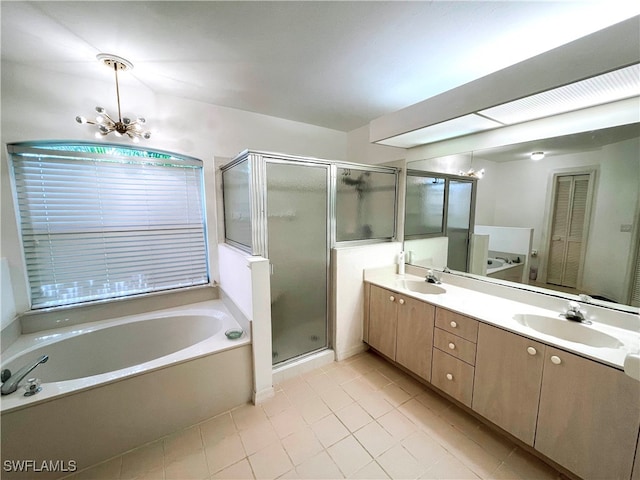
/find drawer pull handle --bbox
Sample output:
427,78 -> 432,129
450,321 -> 458,328
550,355 -> 562,365
527,347 -> 537,356
446,373 -> 454,381
399,298 -> 405,305
389,296 -> 395,302
448,342 -> 456,350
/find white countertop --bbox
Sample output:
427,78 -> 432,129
365,271 -> 640,372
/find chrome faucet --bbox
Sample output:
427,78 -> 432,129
562,301 -> 589,323
1,354 -> 48,395
425,269 -> 442,284
495,256 -> 512,264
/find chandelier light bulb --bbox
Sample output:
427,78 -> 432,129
75,116 -> 87,124
95,106 -> 106,114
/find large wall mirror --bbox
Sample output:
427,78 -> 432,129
405,122 -> 640,312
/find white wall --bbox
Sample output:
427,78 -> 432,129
332,242 -> 402,361
1,61 -> 347,314
347,124 -> 406,165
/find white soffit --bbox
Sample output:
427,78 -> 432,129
377,114 -> 503,148
479,63 -> 640,125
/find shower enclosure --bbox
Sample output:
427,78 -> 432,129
221,151 -> 398,366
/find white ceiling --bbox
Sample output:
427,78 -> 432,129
2,1 -> 639,132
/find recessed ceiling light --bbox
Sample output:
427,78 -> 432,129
530,151 -> 545,161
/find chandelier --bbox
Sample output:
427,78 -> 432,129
76,54 -> 151,142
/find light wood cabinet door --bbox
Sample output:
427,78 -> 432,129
633,429 -> 640,480
535,347 -> 640,480
472,324 -> 545,446
367,285 -> 398,360
396,296 -> 435,381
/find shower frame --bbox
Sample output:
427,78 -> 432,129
221,150 -> 399,366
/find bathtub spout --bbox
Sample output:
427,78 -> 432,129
1,355 -> 49,395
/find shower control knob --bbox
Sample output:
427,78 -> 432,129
23,378 -> 42,397
389,296 -> 395,302
399,299 -> 405,305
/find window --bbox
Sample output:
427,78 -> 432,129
8,143 -> 209,309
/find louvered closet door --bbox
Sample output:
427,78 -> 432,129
547,175 -> 590,288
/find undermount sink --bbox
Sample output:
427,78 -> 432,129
397,280 -> 446,295
513,314 -> 623,348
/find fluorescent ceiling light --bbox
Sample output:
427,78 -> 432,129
376,114 -> 503,148
479,64 -> 640,125
377,63 -> 640,148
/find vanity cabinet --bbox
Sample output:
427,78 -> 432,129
472,323 -> 546,446
367,284 -> 434,380
632,429 -> 640,480
368,285 -> 399,359
431,309 -> 478,407
365,281 -> 640,480
535,347 -> 640,480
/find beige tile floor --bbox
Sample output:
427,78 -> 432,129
66,350 -> 566,480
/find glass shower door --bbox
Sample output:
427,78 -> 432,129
266,161 -> 329,365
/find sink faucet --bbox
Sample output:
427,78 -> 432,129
495,256 -> 512,264
562,301 -> 588,323
425,269 -> 442,284
1,354 -> 48,395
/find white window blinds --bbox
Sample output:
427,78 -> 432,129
9,144 -> 209,309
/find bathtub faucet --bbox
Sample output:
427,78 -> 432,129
1,354 -> 49,395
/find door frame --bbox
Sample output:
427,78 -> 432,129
540,166 -> 598,289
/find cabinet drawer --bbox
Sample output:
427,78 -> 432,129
433,327 -> 476,365
435,309 -> 478,343
431,348 -> 474,407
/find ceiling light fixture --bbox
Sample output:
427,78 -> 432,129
530,151 -> 545,161
76,54 -> 151,143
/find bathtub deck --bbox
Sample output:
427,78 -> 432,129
62,350 -> 564,480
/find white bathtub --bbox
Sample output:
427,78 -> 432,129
1,299 -> 253,479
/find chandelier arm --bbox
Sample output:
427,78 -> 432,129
101,111 -> 117,125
